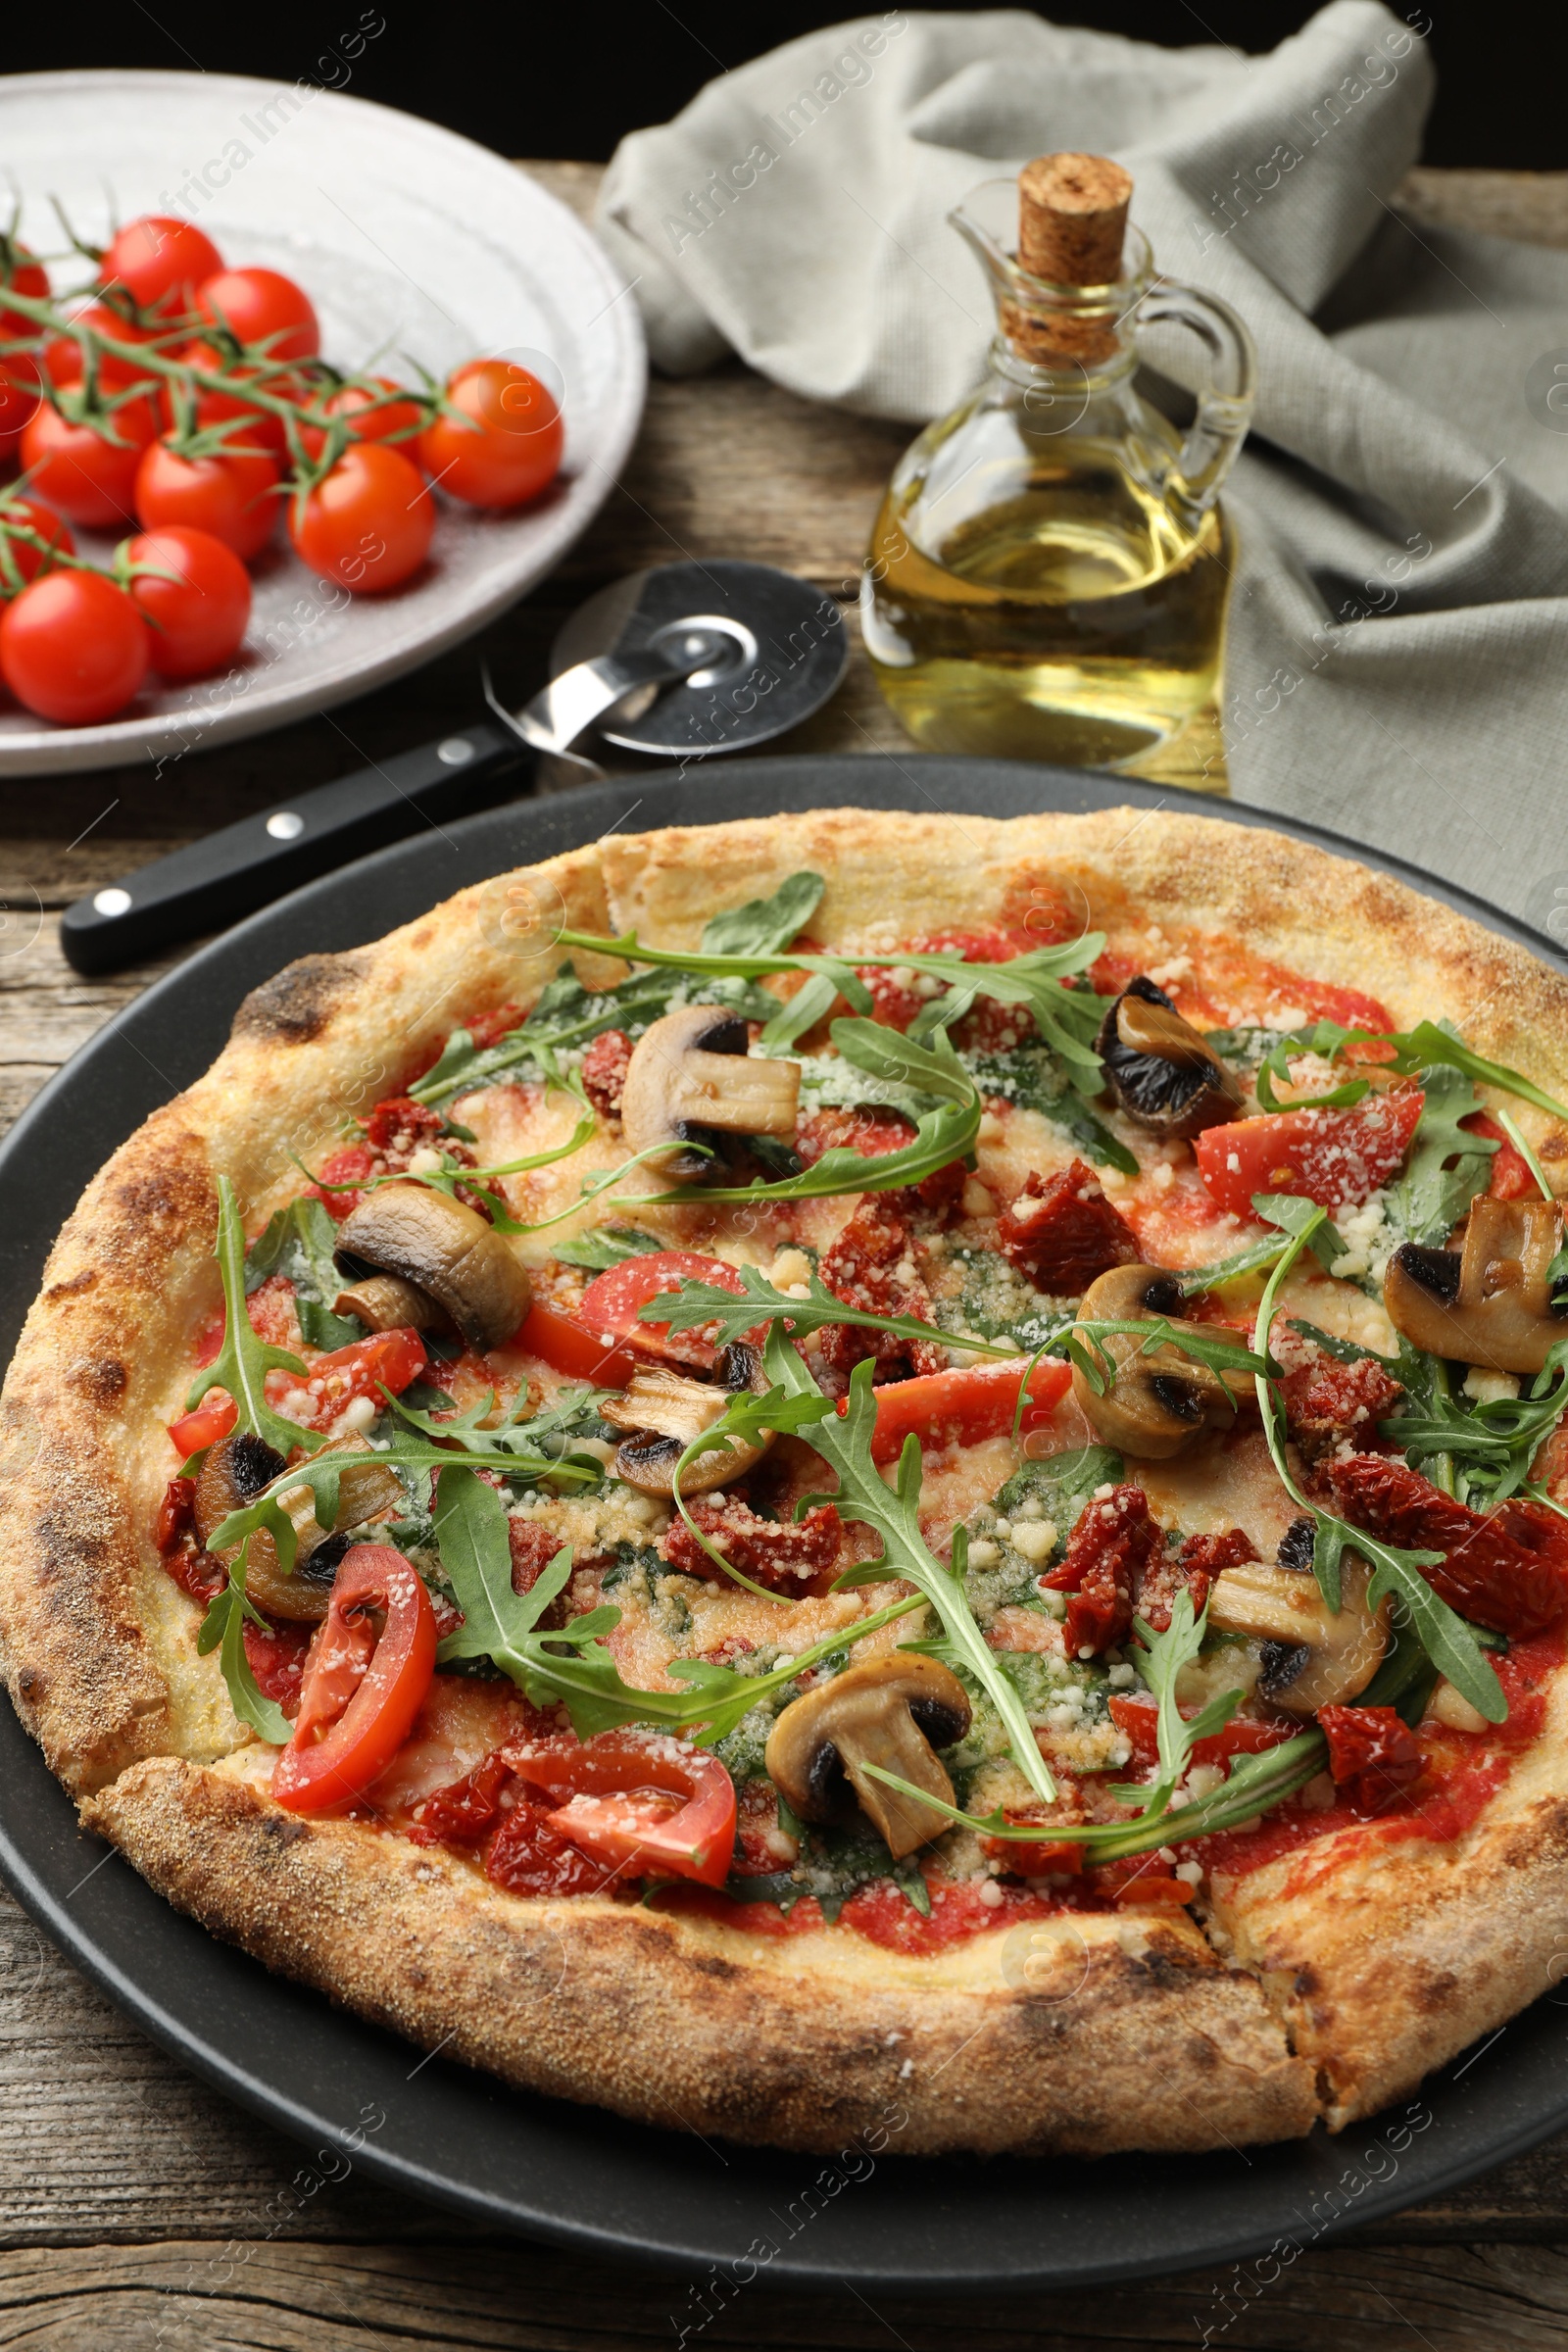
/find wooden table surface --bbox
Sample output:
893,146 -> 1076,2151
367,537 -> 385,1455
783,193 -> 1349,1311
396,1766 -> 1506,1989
3,160 -> 1567,2350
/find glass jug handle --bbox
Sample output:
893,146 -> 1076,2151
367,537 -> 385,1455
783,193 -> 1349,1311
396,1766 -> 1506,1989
1135,280 -> 1257,534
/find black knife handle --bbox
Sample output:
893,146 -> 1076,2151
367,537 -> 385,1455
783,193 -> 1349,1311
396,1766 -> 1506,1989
60,717 -> 527,976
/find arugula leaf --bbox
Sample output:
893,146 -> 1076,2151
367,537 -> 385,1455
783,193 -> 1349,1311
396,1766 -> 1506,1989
1180,1191 -> 1345,1295
699,869 -> 823,957
1384,1064 -> 1496,1248
1105,1592 -> 1242,1818
184,1178 -> 324,1463
1248,1207 -> 1506,1720
747,1331 -> 1057,1803
1390,1340 -> 1568,1510
197,1551 -> 292,1746
245,1194 -> 363,1350
552,1226 -> 667,1271
758,970 -> 839,1056
548,921 -> 1110,1095
644,1261 -> 1015,1360
994,1445 -> 1122,1539
860,1729 -> 1329,1862
1392,1020 -> 1568,1126
384,1383 -> 612,1473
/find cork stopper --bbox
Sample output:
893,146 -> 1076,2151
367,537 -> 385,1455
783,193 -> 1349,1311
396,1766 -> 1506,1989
1017,153 -> 1132,285
1004,152 -> 1133,371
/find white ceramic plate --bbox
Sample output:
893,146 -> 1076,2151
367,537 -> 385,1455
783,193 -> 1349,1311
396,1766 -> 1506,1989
0,70 -> 646,775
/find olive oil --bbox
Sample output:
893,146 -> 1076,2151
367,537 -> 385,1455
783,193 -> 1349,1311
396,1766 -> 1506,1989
863,436 -> 1234,771
863,160 -> 1254,787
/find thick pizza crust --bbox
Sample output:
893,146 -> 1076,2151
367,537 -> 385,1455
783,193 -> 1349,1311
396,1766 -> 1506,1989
6,805 -> 1568,2154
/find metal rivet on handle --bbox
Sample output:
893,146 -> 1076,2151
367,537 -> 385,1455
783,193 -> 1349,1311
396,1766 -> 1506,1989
266,811 -> 306,841
437,737 -> 475,765
92,888 -> 132,918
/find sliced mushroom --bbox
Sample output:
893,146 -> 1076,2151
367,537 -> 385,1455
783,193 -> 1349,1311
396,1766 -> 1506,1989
764,1654 -> 972,1859
604,1341 -> 772,1497
1384,1198 -> 1564,1375
619,1005 -> 801,1184
1071,1262 -> 1245,1460
1097,976 -> 1242,1139
331,1269 -> 448,1334
1206,1553 -> 1389,1713
193,1432 -> 403,1622
334,1182 -> 531,1353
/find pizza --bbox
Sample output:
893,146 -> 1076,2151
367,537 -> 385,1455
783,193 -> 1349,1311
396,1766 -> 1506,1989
5,805 -> 1568,2159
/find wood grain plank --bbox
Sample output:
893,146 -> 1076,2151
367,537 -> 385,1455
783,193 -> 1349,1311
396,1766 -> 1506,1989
7,2237 -> 1568,2350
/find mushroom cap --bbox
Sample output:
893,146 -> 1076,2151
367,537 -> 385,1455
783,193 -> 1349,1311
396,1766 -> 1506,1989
620,1004 -> 802,1184
764,1653 -> 972,1860
1071,1261 -> 1241,1460
332,1270 -> 447,1335
193,1432 -> 401,1622
335,1182 -> 531,1354
1206,1554 -> 1388,1712
606,1340 -> 773,1497
1384,1197 -> 1565,1374
1096,977 -> 1241,1140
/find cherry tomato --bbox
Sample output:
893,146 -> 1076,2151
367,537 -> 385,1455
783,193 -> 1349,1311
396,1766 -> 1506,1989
163,338 -> 299,457
21,395 -> 161,526
417,358 -> 563,510
125,525 -> 251,680
0,495 -> 73,585
576,1250 -> 747,1372
166,1391 -> 238,1456
0,361 -> 40,467
300,376 -> 426,463
845,1354 -> 1073,1464
0,568 -> 148,724
134,436 -> 280,559
511,1730 -> 737,1888
287,442 -> 433,593
0,244 -> 50,343
197,266 -> 319,361
1194,1087 -> 1423,1219
273,1545 -> 437,1814
291,1326 -> 428,1432
43,301 -> 161,394
513,1299 -> 640,1391
100,215 -> 223,317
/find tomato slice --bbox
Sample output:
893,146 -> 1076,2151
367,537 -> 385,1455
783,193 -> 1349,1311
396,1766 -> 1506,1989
510,1730 -> 737,1888
846,1355 -> 1072,1463
575,1250 -> 747,1371
1194,1087 -> 1423,1218
295,1326 -> 427,1430
514,1299 -> 641,1392
272,1545 -> 437,1814
167,1392 -> 238,1455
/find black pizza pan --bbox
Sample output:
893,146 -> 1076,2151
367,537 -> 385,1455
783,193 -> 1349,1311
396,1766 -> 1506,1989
3,754 -> 1568,2291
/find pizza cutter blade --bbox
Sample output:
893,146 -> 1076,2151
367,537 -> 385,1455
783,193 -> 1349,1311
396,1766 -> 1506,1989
58,561 -> 849,977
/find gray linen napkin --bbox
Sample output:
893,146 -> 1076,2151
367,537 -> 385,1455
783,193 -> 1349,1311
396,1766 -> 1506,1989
597,5 -> 1568,933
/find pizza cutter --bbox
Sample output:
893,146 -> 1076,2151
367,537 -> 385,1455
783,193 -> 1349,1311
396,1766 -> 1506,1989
59,560 -> 849,976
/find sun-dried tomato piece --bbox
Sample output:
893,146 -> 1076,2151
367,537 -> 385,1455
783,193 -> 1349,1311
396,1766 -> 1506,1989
408,1751 -> 512,1847
816,1197 -> 945,1385
1319,1453 -> 1568,1639
509,1518 -> 570,1630
580,1027 -> 633,1118
796,1104 -> 917,1165
164,1546 -> 226,1604
660,1493 -> 844,1593
1042,1484 -> 1163,1655
1134,1525 -> 1256,1631
998,1159 -> 1141,1296
1317,1702 -> 1422,1815
365,1095 -> 446,1154
156,1476 -> 196,1553
1281,1350 -> 1404,1464
484,1793 -> 610,1897
242,1619 -> 313,1715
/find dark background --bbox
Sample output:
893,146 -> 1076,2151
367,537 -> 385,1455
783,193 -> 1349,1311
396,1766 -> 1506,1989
7,1 -> 1565,172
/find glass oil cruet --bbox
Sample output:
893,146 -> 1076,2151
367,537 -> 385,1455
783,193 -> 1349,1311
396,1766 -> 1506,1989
861,152 -> 1256,784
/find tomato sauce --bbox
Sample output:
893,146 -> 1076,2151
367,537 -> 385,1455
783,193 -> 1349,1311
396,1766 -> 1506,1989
662,1872 -> 1112,1949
